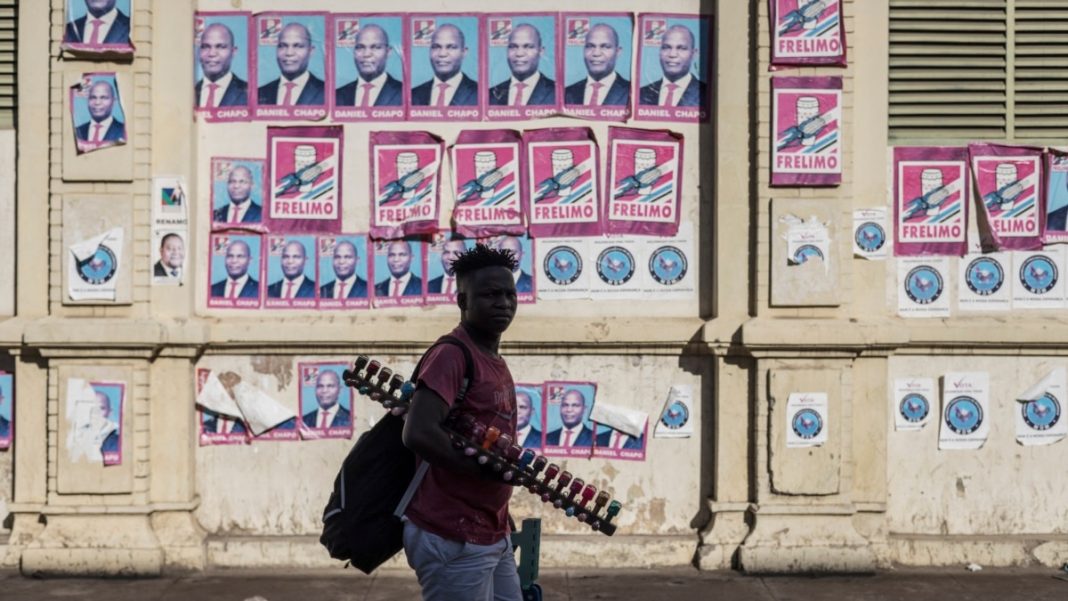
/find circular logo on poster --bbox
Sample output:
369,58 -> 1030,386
544,246 -> 582,286
649,246 -> 688,286
899,393 -> 930,424
904,265 -> 944,305
1019,255 -> 1058,295
660,400 -> 690,430
965,256 -> 1004,296
792,244 -> 824,265
791,408 -> 823,440
944,396 -> 983,435
1022,393 -> 1061,431
597,246 -> 635,286
854,222 -> 886,253
76,246 -> 117,286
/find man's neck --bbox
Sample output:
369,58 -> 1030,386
206,70 -> 230,84
319,403 -> 336,413
230,197 -> 248,207
460,321 -> 501,356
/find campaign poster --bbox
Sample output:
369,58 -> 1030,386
331,14 -> 406,122
769,0 -> 847,68
561,13 -> 633,121
253,12 -> 329,121
264,234 -> 318,309
640,221 -> 696,299
317,234 -> 371,310
450,129 -> 525,238
70,73 -> 127,155
1013,247 -> 1067,310
542,381 -> 597,458
897,257 -> 951,318
536,237 -> 592,300
196,369 -> 249,446
605,126 -> 683,236
68,227 -> 124,302
211,157 -> 266,228
370,131 -> 444,239
0,372 -> 12,450
957,252 -> 1011,312
406,15 -> 483,122
426,233 -> 473,306
633,13 -> 711,123
785,392 -> 828,448
91,381 -> 124,466
62,0 -> 134,56
771,76 -> 842,186
939,372 -> 990,451
893,146 -> 970,257
485,13 -> 560,121
853,208 -> 889,260
152,176 -> 189,231
194,12 -> 253,122
151,230 -> 186,286
970,144 -> 1043,251
524,127 -> 602,238
298,362 -> 354,440
1015,369 -> 1068,447
515,383 -> 543,451
207,232 -> 262,309
484,233 -> 536,303
266,126 -> 343,233
593,422 -> 647,462
1044,150 -> 1068,244
893,378 -> 935,432
590,237 -> 644,299
371,238 -> 426,308
786,220 -> 831,270
654,384 -> 694,439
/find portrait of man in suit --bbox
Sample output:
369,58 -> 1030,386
489,23 -> 556,107
639,24 -> 707,108
153,233 -> 185,281
202,412 -> 246,435
427,238 -> 467,296
320,240 -> 368,300
410,24 -> 478,107
74,80 -> 126,148
196,23 -> 248,108
545,389 -> 595,448
258,22 -> 325,106
64,0 -> 131,46
564,23 -> 630,107
497,235 -> 533,293
374,240 -> 423,297
267,240 -> 316,299
335,24 -> 402,108
516,389 -> 541,449
0,384 -> 11,442
596,427 -> 643,450
301,370 -> 351,429
210,239 -> 259,299
212,165 -> 262,224
96,389 -> 120,455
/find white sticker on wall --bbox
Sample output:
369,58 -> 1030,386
1012,247 -> 1067,309
1015,368 -> 1068,447
939,372 -> 990,450
957,252 -> 1012,312
893,377 -> 935,431
897,257 -> 951,318
786,392 -> 828,448
853,208 -> 888,260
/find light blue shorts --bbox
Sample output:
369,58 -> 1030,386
402,520 -> 523,601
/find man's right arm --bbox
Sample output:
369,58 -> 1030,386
401,385 -> 486,479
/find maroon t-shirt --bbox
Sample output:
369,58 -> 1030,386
405,325 -> 517,545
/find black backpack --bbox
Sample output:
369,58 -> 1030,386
319,335 -> 474,574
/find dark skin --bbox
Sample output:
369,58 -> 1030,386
401,265 -> 518,480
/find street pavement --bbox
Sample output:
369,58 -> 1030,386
1,567 -> 1067,600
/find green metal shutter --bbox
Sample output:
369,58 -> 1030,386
1013,0 -> 1068,139
0,0 -> 14,129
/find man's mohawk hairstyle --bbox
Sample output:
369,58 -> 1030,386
451,243 -> 518,279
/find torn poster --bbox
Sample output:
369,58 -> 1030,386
0,371 -> 11,450
785,216 -> 831,271
893,377 -> 934,432
232,381 -> 297,440
969,143 -> 1043,251
593,422 -> 647,461
853,208 -> 888,260
1015,368 -> 1067,447
196,369 -> 248,446
70,72 -> 128,154
786,392 -> 828,448
1043,149 -> 1068,244
897,257 -> 950,318
68,227 -> 123,301
939,372 -> 990,450
65,378 -> 124,466
654,384 -> 693,438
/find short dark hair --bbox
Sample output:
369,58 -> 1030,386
451,243 -> 518,284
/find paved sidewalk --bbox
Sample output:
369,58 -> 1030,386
2,567 -> 1067,600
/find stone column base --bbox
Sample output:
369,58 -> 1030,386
20,514 -> 163,576
738,506 -> 876,574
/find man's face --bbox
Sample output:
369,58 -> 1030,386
199,25 -> 236,80
440,241 -> 466,276
659,27 -> 696,81
584,25 -> 620,80
276,24 -> 313,79
160,236 -> 185,269
516,392 -> 532,429
315,371 -> 341,409
227,167 -> 252,204
430,25 -> 466,80
281,241 -> 307,280
96,391 -> 111,419
353,26 -> 390,81
560,391 -> 585,428
507,25 -> 542,81
332,242 -> 357,280
87,82 -> 115,122
85,0 -> 116,18
387,242 -> 412,278
225,241 -> 251,279
498,237 -> 523,268
460,266 -> 517,337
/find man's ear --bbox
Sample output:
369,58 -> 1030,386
456,291 -> 467,311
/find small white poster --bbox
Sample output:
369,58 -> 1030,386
786,220 -> 831,271
853,208 -> 889,260
536,238 -> 592,301
67,227 -> 124,301
939,372 -> 990,450
151,176 -> 189,230
151,229 -> 187,286
1012,248 -> 1066,310
654,384 -> 693,439
785,392 -> 828,448
897,257 -> 951,318
231,381 -> 296,436
640,221 -> 696,299
893,377 -> 935,431
957,252 -> 1012,312
1015,368 -> 1068,447
590,237 -> 644,299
